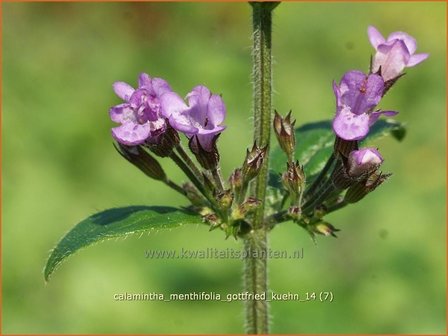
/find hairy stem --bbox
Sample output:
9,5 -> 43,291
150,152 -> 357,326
244,2 -> 277,334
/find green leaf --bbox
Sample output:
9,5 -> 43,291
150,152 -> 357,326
44,206 -> 201,281
270,119 -> 406,178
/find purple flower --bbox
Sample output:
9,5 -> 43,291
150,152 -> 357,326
110,73 -> 172,145
348,147 -> 383,177
160,85 -> 226,151
332,70 -> 398,141
368,25 -> 429,81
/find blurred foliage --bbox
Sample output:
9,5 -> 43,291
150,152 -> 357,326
3,2 -> 445,334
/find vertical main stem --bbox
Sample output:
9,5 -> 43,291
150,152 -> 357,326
244,2 -> 277,334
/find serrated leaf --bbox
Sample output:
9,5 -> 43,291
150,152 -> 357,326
44,206 -> 201,281
270,119 -> 406,179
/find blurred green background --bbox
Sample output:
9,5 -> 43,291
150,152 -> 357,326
3,2 -> 446,334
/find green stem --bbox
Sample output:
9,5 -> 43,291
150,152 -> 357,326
169,152 -> 205,195
175,143 -> 204,182
163,178 -> 187,196
211,167 -> 225,191
244,2 -> 277,334
303,153 -> 335,201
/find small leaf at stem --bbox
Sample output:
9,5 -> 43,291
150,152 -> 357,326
44,206 -> 202,281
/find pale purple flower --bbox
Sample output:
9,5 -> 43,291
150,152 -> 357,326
348,147 -> 383,177
332,70 -> 398,141
110,73 -> 172,145
160,85 -> 226,151
368,25 -> 429,81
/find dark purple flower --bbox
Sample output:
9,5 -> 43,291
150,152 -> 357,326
110,73 -> 172,145
368,26 -> 429,81
348,147 -> 383,177
160,85 -> 226,151
332,70 -> 398,140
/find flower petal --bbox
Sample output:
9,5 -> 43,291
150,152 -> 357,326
186,85 -> 211,126
340,71 -> 383,114
168,114 -> 198,135
196,132 -> 221,152
207,94 -> 226,126
113,82 -> 134,101
159,92 -> 188,118
187,85 -> 211,106
407,53 -> 429,67
109,103 -> 135,123
387,31 -> 417,54
351,148 -> 383,166
367,26 -> 385,49
138,73 -> 152,89
152,77 -> 172,96
111,122 -> 150,145
373,40 -> 410,81
364,74 -> 384,106
332,106 -> 370,141
197,125 -> 226,135
369,110 -> 398,126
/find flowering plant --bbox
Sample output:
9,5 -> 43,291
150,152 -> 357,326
44,4 -> 427,334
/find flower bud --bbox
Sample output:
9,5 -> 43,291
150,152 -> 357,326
229,168 -> 243,194
312,222 -> 340,237
148,124 -> 180,157
344,171 -> 391,203
347,148 -> 383,178
188,134 -> 220,170
242,143 -> 268,182
216,189 -> 234,210
114,143 -> 166,181
203,213 -> 221,231
273,110 -> 296,161
232,197 -> 261,220
288,206 -> 301,221
282,160 -> 305,201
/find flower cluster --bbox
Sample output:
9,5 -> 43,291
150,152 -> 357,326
110,74 -> 226,152
109,26 -> 427,241
109,74 -> 268,238
273,25 -> 427,240
332,26 -> 427,142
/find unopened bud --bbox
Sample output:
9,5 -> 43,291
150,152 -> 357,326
314,205 -> 327,219
148,124 -> 180,157
216,189 -> 234,210
347,148 -> 383,178
282,160 -> 305,201
202,213 -> 220,229
114,143 -> 166,181
344,171 -> 391,203
232,197 -> 261,220
313,222 -> 340,237
229,168 -> 243,194
288,206 -> 301,221
242,143 -> 268,182
189,135 -> 220,170
273,110 -> 296,161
